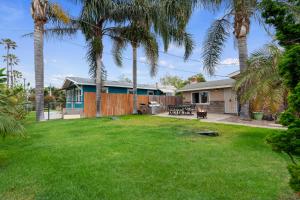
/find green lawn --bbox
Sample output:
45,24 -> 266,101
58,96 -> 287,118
0,115 -> 295,200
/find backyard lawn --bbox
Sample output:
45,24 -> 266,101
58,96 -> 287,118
0,115 -> 295,200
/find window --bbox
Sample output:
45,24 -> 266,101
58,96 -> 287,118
192,91 -> 209,104
75,88 -> 82,102
128,89 -> 134,94
147,90 -> 154,95
102,87 -> 108,93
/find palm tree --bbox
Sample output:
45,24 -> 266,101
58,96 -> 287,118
202,0 -> 258,119
235,44 -> 287,114
0,39 -> 17,87
31,0 -> 70,121
76,0 -> 147,117
3,54 -> 19,88
112,0 -> 194,114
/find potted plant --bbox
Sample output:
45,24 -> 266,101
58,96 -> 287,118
252,111 -> 264,120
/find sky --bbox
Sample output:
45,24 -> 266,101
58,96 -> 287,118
0,0 -> 273,87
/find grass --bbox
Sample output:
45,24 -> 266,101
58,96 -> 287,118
0,115 -> 296,200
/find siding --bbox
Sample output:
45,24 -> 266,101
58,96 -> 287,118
182,89 -> 225,103
181,88 -> 226,113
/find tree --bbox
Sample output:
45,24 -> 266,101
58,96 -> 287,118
112,0 -> 193,114
187,73 -> 206,83
0,38 -> 17,87
31,0 -> 70,121
118,74 -> 132,83
3,54 -> 19,88
160,74 -> 186,89
75,0 -> 140,117
111,1 -> 159,114
0,68 -> 25,137
160,73 -> 206,89
201,0 -> 259,119
260,0 -> 300,193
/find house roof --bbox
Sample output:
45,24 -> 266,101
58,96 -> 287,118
177,79 -> 235,92
62,77 -> 160,90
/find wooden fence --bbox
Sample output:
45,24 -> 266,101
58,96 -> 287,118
83,92 -> 182,117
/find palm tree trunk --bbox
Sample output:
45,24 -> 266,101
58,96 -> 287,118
34,22 -> 45,121
95,53 -> 102,117
10,65 -> 13,88
237,36 -> 250,119
132,45 -> 138,114
6,49 -> 9,87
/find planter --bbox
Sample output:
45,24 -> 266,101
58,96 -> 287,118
253,112 -> 264,120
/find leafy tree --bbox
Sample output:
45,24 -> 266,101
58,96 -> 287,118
31,0 -> 70,121
118,74 -> 132,83
160,73 -> 206,89
187,73 -> 206,83
0,38 -> 17,87
160,75 -> 186,89
261,0 -> 300,193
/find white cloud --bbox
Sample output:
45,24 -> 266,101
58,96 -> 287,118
139,57 -> 147,62
220,58 -> 239,66
159,60 -> 175,69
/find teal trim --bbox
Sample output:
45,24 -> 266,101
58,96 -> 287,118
108,87 -> 128,94
66,84 -> 165,109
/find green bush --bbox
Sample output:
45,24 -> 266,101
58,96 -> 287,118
288,164 -> 300,192
266,127 -> 300,157
279,111 -> 297,126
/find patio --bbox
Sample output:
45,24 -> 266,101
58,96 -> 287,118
156,112 -> 286,130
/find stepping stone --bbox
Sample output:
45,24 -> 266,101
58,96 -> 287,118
198,131 -> 219,137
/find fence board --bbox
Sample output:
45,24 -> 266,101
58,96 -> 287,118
83,93 -> 181,117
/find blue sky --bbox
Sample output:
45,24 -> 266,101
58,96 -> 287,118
0,0 -> 272,87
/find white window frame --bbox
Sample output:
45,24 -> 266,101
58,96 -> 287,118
75,87 -> 82,103
191,91 -> 210,105
147,90 -> 154,95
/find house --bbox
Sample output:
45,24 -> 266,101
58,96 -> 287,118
62,77 -> 176,113
177,78 -> 238,114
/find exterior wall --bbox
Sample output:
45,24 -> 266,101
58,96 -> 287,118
82,85 -> 163,95
181,88 -> 225,113
66,86 -> 84,110
65,84 -> 164,113
181,88 -> 238,114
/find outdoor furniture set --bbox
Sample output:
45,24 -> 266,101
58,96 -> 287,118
167,104 -> 208,119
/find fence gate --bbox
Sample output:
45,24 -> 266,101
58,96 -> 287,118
84,92 -> 96,117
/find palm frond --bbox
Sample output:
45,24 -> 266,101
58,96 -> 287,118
235,43 -> 286,107
202,18 -> 230,75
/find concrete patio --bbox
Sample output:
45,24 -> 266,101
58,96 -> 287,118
156,112 -> 286,130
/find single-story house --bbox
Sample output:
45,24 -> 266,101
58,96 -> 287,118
177,78 -> 238,114
62,77 -> 176,113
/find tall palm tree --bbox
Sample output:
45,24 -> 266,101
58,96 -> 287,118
202,0 -> 258,119
3,54 -> 19,88
0,39 -> 17,87
77,0 -> 149,117
31,0 -> 70,121
235,44 -> 287,113
112,0 -> 194,114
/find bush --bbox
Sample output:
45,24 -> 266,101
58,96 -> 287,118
288,164 -> 300,192
279,111 -> 297,126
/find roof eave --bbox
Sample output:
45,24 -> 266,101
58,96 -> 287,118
176,85 -> 233,92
